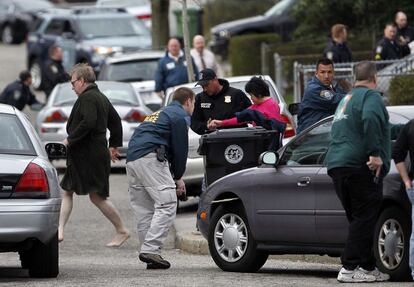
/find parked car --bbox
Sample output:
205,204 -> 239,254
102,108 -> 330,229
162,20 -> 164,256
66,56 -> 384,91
36,81 -> 152,159
96,0 -> 151,29
27,6 -> 151,90
0,103 -> 66,277
209,0 -> 298,57
196,105 -> 414,281
98,50 -> 164,112
0,0 -> 54,45
163,75 -> 296,192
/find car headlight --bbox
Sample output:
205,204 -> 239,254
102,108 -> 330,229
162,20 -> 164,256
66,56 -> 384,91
219,30 -> 230,39
93,46 -> 123,55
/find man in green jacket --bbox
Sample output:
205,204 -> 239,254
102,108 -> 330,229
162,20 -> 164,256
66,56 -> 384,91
325,61 -> 390,283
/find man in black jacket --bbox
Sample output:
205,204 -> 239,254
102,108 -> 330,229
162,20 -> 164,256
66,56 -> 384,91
395,11 -> 414,58
42,45 -> 69,99
323,24 -> 352,63
190,68 -> 251,135
0,70 -> 41,111
375,23 -> 405,61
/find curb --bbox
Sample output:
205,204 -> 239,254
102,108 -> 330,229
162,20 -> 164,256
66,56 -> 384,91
175,231 -> 209,255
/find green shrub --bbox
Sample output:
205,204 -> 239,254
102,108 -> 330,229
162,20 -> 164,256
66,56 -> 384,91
389,75 -> 414,105
229,33 -> 281,77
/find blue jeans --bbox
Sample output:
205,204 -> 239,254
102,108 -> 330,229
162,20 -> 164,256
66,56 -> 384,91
407,187 -> 414,280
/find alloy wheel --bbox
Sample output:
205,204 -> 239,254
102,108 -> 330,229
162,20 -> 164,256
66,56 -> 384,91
377,218 -> 405,270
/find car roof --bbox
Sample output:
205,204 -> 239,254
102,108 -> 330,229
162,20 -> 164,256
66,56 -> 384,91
37,6 -> 130,19
105,50 -> 165,64
0,104 -> 17,115
387,105 -> 414,119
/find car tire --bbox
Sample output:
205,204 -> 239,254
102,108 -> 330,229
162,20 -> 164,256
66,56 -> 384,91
1,24 -> 15,45
28,232 -> 59,278
29,60 -> 43,91
208,204 -> 268,272
18,250 -> 31,269
374,206 -> 411,281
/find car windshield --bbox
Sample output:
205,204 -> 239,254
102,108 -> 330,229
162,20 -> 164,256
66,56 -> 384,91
167,80 -> 279,105
97,0 -> 149,6
0,114 -> 35,155
103,59 -> 159,82
54,83 -> 140,106
79,17 -> 149,38
264,0 -> 296,17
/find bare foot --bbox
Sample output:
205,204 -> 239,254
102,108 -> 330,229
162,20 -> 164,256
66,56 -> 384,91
106,231 -> 130,247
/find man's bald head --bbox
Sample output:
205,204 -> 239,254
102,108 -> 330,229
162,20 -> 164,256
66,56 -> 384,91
192,35 -> 205,53
395,11 -> 408,29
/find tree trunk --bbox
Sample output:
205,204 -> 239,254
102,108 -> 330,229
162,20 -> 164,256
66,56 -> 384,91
151,0 -> 170,50
182,0 -> 195,83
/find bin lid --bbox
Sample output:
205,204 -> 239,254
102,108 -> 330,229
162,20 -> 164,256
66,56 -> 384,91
200,126 -> 277,140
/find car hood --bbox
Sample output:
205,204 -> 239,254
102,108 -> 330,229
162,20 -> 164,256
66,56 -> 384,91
82,36 -> 151,50
0,155 -> 35,174
130,80 -> 155,92
211,15 -> 266,34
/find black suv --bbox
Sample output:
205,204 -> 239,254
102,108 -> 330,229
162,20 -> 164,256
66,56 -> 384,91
27,7 -> 151,89
210,0 -> 298,57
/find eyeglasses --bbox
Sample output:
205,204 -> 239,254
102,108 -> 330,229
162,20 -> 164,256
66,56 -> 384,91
70,79 -> 80,86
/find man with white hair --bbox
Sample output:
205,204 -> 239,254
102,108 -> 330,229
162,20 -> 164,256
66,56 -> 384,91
395,11 -> 414,56
191,35 -> 223,77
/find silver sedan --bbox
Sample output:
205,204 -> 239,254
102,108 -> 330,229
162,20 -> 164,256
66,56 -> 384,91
36,81 -> 152,159
0,103 -> 65,277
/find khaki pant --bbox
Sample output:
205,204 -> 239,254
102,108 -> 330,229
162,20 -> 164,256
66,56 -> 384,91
126,153 -> 177,254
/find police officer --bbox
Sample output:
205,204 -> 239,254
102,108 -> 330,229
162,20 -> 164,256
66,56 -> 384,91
297,58 -> 347,134
126,87 -> 195,270
0,70 -> 42,111
190,68 -> 251,135
375,23 -> 404,61
323,24 -> 352,63
42,45 -> 69,99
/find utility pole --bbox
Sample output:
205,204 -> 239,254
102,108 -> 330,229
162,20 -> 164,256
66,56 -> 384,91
182,0 -> 195,82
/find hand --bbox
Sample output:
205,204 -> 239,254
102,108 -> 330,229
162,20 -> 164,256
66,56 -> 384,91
208,119 -> 222,130
175,178 -> 186,196
399,36 -> 408,45
156,91 -> 164,100
404,180 -> 412,190
109,147 -> 120,163
63,138 -> 68,146
366,156 -> 383,176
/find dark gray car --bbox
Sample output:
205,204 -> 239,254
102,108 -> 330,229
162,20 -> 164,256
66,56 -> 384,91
197,106 -> 414,281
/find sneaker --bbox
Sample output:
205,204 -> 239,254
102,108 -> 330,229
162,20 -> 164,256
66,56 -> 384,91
139,253 -> 171,269
337,267 -> 376,283
359,267 -> 390,282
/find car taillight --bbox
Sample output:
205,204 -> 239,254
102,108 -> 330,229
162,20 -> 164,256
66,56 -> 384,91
15,163 -> 49,193
44,110 -> 68,123
137,14 -> 151,20
124,110 -> 146,123
280,115 -> 296,138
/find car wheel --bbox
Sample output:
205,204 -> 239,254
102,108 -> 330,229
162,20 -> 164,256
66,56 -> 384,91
208,204 -> 268,272
28,232 -> 59,278
30,60 -> 43,90
374,206 -> 411,281
18,250 -> 31,269
1,25 -> 14,44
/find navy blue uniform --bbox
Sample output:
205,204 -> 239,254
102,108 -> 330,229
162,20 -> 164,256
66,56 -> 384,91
127,101 -> 189,180
190,79 -> 251,135
297,76 -> 346,134
374,38 -> 403,60
0,80 -> 39,111
154,51 -> 199,93
323,39 -> 353,63
42,59 -> 69,98
397,26 -> 414,58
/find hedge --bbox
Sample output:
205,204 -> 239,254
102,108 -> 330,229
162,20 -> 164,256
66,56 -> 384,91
389,75 -> 414,105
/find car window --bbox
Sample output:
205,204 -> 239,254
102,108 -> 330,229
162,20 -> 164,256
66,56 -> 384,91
0,114 -> 35,156
15,0 -> 53,11
103,59 -> 159,82
264,0 -> 296,17
279,120 -> 332,166
54,84 -> 139,106
97,0 -> 149,6
78,17 -> 149,38
45,19 -> 65,35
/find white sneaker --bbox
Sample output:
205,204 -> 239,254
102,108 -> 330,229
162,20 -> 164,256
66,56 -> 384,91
359,267 -> 390,282
337,267 -> 376,283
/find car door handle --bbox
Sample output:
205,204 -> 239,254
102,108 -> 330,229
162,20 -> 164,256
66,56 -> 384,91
297,177 -> 311,187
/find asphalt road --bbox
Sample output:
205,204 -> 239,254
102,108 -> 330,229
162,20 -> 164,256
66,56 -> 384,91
0,44 -> 412,286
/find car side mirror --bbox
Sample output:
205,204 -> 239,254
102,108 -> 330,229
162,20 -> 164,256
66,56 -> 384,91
259,151 -> 279,166
288,103 -> 300,116
45,143 -> 67,160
